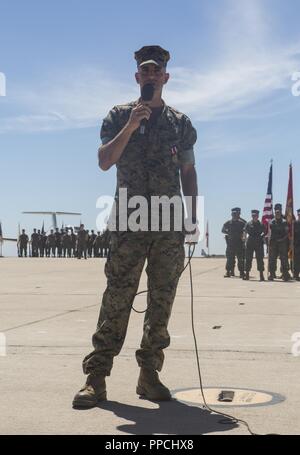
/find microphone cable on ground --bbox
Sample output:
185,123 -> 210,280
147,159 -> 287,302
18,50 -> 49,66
187,244 -> 257,436
130,241 -> 277,435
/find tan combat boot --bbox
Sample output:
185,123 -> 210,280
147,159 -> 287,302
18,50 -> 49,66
72,374 -> 107,408
136,368 -> 172,401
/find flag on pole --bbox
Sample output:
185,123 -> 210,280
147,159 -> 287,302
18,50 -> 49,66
285,163 -> 294,259
41,221 -> 45,235
262,161 -> 274,230
205,221 -> 209,249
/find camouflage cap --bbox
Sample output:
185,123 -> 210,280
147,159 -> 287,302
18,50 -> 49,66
297,209 -> 300,214
251,210 -> 259,215
274,203 -> 282,210
134,45 -> 170,68
231,207 -> 241,213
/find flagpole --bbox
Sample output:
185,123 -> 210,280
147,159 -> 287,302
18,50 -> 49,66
205,220 -> 210,257
285,162 -> 294,277
262,159 -> 273,278
268,158 -> 273,278
0,221 -> 3,257
207,221 -> 210,257
292,217 -> 295,278
291,162 -> 295,278
266,223 -> 269,279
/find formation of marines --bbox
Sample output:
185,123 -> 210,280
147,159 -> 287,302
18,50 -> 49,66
222,205 -> 300,282
17,224 -> 110,259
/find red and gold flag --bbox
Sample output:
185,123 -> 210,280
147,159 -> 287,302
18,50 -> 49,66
285,163 -> 294,259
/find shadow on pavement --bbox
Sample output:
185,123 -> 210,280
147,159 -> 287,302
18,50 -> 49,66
96,399 -> 238,435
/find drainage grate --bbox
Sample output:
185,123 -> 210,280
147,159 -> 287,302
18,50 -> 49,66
172,387 -> 285,408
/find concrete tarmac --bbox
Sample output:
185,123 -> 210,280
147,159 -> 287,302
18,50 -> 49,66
0,257 -> 299,435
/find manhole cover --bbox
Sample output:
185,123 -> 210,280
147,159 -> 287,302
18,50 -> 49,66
173,387 -> 285,408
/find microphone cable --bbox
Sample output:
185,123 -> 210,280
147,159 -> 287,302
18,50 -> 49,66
129,241 -> 279,435
130,241 -> 194,314
187,244 -> 258,436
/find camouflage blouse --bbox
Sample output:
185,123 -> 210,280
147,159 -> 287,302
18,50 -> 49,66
100,99 -> 197,200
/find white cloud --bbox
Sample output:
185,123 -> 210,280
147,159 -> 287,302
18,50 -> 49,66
0,69 -> 138,133
166,47 -> 299,121
1,0 -> 300,134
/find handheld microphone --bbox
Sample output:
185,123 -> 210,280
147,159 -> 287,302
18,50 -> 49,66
140,83 -> 154,134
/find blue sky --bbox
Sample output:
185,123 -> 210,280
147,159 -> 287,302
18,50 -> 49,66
1,0 -> 300,256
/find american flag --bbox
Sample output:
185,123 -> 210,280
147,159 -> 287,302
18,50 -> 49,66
0,221 -> 3,243
262,162 -> 274,231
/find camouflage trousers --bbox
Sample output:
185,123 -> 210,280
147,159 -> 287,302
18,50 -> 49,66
19,245 -> 28,257
82,231 -> 185,376
77,242 -> 87,259
245,240 -> 265,272
268,240 -> 289,274
293,244 -> 300,275
225,240 -> 245,273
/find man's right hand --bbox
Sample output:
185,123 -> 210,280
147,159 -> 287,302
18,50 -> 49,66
99,103 -> 152,170
126,103 -> 152,132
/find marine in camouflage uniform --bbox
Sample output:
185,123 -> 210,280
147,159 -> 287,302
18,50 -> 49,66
94,231 -> 102,257
77,224 -> 87,260
18,230 -> 29,257
47,230 -> 56,257
222,209 -> 246,278
39,231 -> 47,257
244,210 -> 265,281
268,209 -> 291,281
70,229 -> 77,257
37,230 -> 41,256
62,230 -> 72,258
73,45 -> 198,407
54,228 -> 62,258
31,229 -> 39,257
88,230 -> 97,258
293,209 -> 300,280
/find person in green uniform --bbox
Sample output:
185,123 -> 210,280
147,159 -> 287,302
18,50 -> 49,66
31,228 -> 39,257
88,230 -> 97,258
94,231 -> 102,257
73,45 -> 198,408
293,209 -> 300,280
222,209 -> 246,278
268,208 -> 291,281
62,229 -> 72,258
47,230 -> 56,258
77,224 -> 87,260
18,229 -> 29,257
244,210 -> 266,281
70,228 -> 77,258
